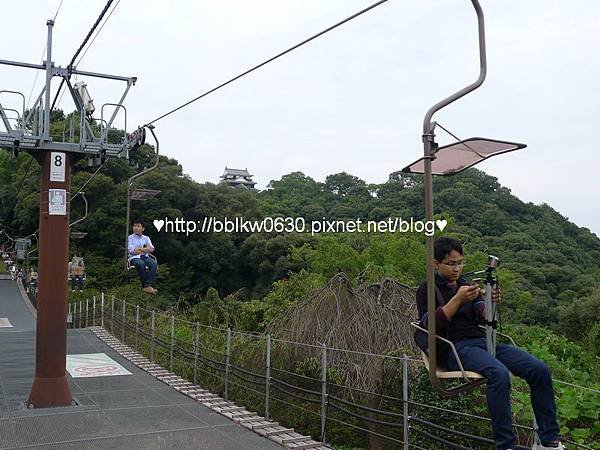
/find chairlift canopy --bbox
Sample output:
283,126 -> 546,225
129,188 -> 161,201
402,137 -> 526,176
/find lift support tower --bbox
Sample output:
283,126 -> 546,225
0,19 -> 144,407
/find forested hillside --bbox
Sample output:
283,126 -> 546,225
2,112 -> 599,448
2,123 -> 599,345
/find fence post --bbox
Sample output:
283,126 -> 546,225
224,328 -> 231,401
193,321 -> 199,385
150,310 -> 155,362
68,302 -> 72,328
403,354 -> 409,450
92,295 -> 96,326
170,315 -> 175,372
121,299 -> 126,342
135,305 -> 139,351
321,343 -> 328,443
101,292 -> 104,328
73,302 -> 77,328
85,299 -> 89,328
111,296 -> 115,335
79,301 -> 82,328
265,334 -> 271,420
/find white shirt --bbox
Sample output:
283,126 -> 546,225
127,233 -> 154,261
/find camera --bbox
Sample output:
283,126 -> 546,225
487,255 -> 500,269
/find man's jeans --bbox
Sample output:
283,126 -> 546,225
447,338 -> 559,450
130,256 -> 157,287
70,275 -> 84,290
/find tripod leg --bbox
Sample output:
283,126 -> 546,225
485,281 -> 496,356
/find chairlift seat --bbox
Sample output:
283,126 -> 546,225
420,351 -> 484,379
412,321 -> 517,381
411,321 -> 486,382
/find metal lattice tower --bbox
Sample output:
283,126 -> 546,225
0,20 -> 144,160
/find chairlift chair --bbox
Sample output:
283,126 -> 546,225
124,125 -> 160,271
401,0 -> 526,397
68,256 -> 86,291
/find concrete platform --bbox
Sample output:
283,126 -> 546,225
0,280 -> 281,449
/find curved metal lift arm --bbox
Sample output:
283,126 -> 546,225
27,232 -> 38,257
69,192 -> 88,228
423,0 -> 487,397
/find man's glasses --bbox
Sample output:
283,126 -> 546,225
439,261 -> 464,268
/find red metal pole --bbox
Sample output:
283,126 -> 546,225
27,151 -> 73,407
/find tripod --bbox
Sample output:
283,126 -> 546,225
467,255 -> 500,356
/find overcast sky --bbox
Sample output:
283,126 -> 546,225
2,1 -> 599,236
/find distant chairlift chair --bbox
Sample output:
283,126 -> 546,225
126,186 -> 159,272
124,125 -> 160,272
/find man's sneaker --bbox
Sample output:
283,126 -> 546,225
532,442 -> 565,450
142,286 -> 156,294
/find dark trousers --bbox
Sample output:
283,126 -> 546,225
70,275 -> 84,290
448,338 -> 559,450
130,256 -> 157,288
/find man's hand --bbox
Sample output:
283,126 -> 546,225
134,246 -> 154,255
455,284 -> 480,304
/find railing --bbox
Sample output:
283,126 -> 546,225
67,294 -> 597,450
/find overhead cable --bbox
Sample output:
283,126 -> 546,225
74,0 -> 122,67
50,0 -> 114,111
145,0 -> 389,125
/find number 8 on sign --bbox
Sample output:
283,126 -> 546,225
50,152 -> 65,182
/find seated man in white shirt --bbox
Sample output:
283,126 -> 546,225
128,219 -> 158,294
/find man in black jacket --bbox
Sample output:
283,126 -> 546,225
415,237 -> 563,450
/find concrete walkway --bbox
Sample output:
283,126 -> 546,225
0,280 -> 35,333
0,279 -> 280,449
